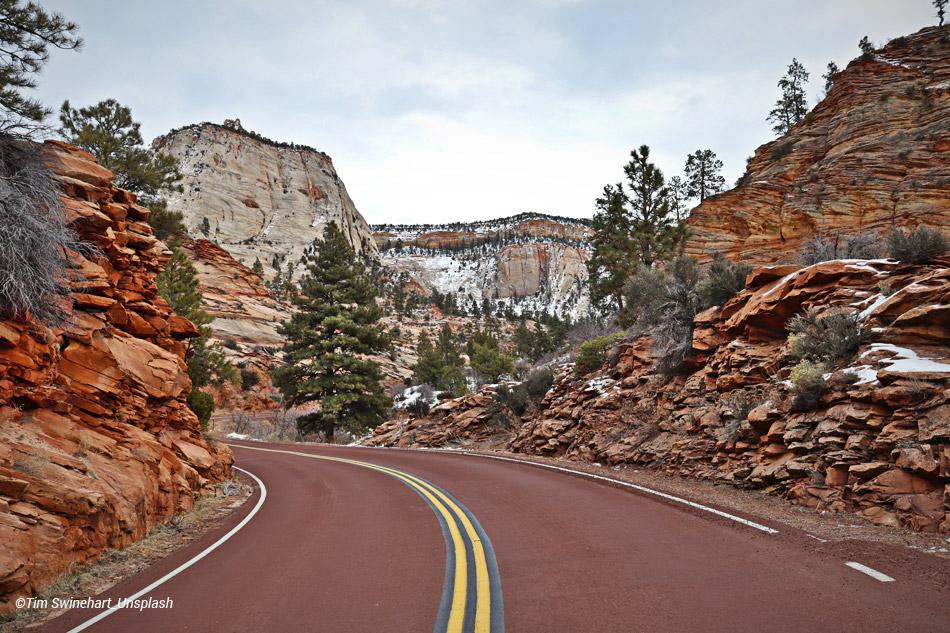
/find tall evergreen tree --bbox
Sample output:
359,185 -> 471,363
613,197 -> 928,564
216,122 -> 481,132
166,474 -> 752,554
0,1 -> 81,135
59,99 -> 181,205
587,145 -> 688,316
586,184 -> 633,313
157,243 -> 236,425
767,58 -> 810,135
272,222 -> 391,442
684,149 -> 725,202
667,175 -> 688,221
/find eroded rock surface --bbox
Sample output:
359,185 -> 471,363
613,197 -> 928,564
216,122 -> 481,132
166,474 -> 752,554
686,27 -> 950,265
0,141 -> 232,614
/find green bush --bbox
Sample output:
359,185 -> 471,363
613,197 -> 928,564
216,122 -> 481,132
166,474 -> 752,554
524,367 -> 554,400
223,338 -> 240,350
574,333 -> 624,375
789,360 -> 826,410
886,225 -> 950,264
494,384 -> 528,417
787,307 -> 868,365
187,390 -> 215,428
240,367 -> 260,391
699,253 -> 753,307
405,397 -> 430,417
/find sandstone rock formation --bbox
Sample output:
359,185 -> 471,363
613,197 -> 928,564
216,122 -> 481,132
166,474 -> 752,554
375,213 -> 592,319
153,121 -> 378,281
686,27 -> 950,265
0,141 -> 232,614
365,257 -> 950,534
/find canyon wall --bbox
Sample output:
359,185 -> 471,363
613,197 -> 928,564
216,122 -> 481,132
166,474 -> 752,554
0,141 -> 232,614
686,27 -> 950,265
153,120 -> 378,281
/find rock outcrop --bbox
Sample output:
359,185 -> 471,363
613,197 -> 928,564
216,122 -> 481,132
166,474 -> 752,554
0,141 -> 232,614
375,213 -> 593,319
153,120 -> 378,281
686,27 -> 950,265
365,257 -> 950,534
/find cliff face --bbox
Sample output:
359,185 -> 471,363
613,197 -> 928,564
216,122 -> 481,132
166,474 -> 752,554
365,258 -> 950,534
375,213 -> 593,319
153,120 -> 378,281
686,27 -> 950,265
0,141 -> 232,614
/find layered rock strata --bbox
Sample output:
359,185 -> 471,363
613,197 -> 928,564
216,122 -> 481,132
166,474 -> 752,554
375,213 -> 593,319
365,258 -> 950,533
686,27 -> 950,265
153,120 -> 377,281
0,141 -> 232,614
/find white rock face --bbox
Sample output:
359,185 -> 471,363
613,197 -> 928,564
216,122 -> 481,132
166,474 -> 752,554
154,121 -> 377,280
375,214 -> 593,320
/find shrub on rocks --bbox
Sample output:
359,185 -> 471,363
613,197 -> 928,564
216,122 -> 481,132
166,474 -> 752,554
789,360 -> 827,410
787,307 -> 868,365
886,225 -> 950,264
574,332 -> 624,375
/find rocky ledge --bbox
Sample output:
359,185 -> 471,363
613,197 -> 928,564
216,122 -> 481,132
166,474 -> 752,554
365,257 -> 950,534
0,141 -> 232,614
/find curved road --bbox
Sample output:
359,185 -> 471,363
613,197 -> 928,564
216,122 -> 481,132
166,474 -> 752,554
39,441 -> 950,632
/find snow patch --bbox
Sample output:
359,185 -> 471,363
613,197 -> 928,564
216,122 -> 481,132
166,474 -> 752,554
860,343 -> 950,374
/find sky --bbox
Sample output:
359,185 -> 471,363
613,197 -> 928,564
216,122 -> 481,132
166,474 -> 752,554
34,1 -> 935,225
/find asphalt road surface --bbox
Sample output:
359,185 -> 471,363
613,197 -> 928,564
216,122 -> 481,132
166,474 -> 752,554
38,441 -> 950,633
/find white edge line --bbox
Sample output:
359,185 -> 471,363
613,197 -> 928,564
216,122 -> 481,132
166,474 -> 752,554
846,561 -> 895,582
65,466 -> 267,633
442,452 -> 779,534
355,444 -> 779,535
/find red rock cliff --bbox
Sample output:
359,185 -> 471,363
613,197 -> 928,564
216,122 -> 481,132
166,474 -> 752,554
0,141 -> 232,614
686,27 -> 950,265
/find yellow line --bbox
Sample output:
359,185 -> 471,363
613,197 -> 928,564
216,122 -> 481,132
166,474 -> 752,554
230,444 -> 488,632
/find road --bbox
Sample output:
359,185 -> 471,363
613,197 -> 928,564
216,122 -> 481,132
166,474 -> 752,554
39,441 -> 950,633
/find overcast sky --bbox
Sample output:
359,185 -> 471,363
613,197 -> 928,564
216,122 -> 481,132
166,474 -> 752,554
35,1 -> 934,225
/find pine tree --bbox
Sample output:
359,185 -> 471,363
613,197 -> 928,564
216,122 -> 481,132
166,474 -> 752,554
858,36 -> 875,59
937,0 -> 948,26
412,331 -> 442,385
0,1 -> 81,135
767,58 -> 810,135
58,99 -> 182,204
251,257 -> 264,276
272,221 -> 391,442
667,175 -> 688,221
587,145 -> 688,316
157,243 -> 236,425
684,149 -> 725,202
821,61 -> 840,98
587,184 -> 633,313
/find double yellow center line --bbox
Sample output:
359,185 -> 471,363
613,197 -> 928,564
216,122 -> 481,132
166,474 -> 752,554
231,444 -> 503,633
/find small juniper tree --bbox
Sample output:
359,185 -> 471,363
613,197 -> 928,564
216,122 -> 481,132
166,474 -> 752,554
859,36 -> 875,59
684,149 -> 725,202
272,221 -> 391,442
937,0 -> 948,26
767,58 -> 810,135
157,243 -> 236,425
821,61 -> 840,98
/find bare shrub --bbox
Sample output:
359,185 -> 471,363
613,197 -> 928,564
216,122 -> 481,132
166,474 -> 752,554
787,307 -> 868,365
0,138 -> 90,327
800,230 -> 884,265
887,225 -> 950,264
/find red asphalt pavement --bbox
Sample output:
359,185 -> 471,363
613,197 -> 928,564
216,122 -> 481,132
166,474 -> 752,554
38,441 -> 950,633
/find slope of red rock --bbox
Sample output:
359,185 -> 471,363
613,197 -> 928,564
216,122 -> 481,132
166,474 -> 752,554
686,26 -> 950,264
0,141 -> 232,614
365,257 -> 950,534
